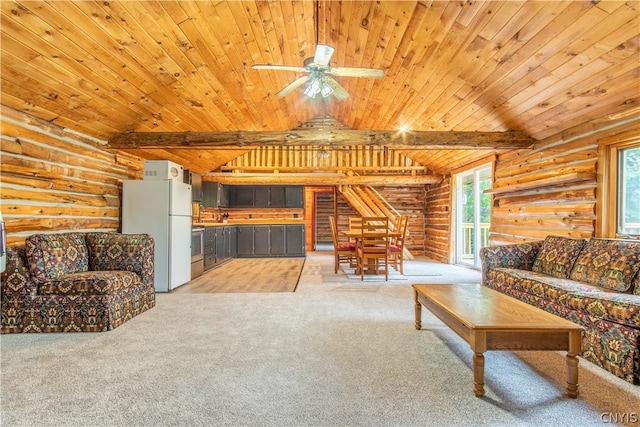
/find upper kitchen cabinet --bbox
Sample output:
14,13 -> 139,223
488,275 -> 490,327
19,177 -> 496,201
227,186 -> 304,208
183,170 -> 202,202
202,182 -> 229,208
231,186 -> 255,207
284,186 -> 304,208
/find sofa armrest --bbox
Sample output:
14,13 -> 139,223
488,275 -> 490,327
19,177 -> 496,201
479,241 -> 543,281
1,246 -> 36,298
86,233 -> 155,288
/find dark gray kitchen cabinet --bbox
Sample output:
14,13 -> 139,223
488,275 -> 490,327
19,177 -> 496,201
204,227 -> 217,270
269,186 -> 286,207
285,186 -> 304,208
203,226 -> 238,270
202,181 -> 217,207
202,182 -> 229,208
225,226 -> 237,258
285,225 -> 305,256
226,185 -> 304,208
215,227 -> 226,264
270,225 -> 286,256
184,170 -> 202,202
235,224 -> 305,258
231,186 -> 254,207
253,225 -> 271,256
218,184 -> 229,207
236,226 -> 254,257
254,187 -> 270,208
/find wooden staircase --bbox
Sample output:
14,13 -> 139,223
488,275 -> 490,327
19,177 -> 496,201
338,184 -> 414,261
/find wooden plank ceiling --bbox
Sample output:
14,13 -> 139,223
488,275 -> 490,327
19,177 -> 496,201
1,1 -> 638,177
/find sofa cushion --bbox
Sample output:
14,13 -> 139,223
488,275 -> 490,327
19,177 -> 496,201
488,268 -> 603,302
86,232 -> 154,277
25,233 -> 89,283
38,271 -> 141,296
532,235 -> 586,279
488,268 -> 640,327
570,239 -> 640,292
560,290 -> 640,328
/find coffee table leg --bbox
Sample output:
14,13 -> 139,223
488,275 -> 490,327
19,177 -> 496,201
414,289 -> 422,330
566,330 -> 581,398
473,352 -> 485,397
566,352 -> 579,398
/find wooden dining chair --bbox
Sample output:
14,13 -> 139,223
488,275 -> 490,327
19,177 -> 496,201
347,216 -> 362,244
356,216 -> 390,281
389,215 -> 408,274
329,215 -> 356,274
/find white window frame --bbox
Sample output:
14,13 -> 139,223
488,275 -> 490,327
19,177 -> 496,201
453,163 -> 492,268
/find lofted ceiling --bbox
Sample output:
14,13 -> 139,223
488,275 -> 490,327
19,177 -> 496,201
1,1 -> 639,176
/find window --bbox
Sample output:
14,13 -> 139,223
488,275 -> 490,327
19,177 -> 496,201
617,146 -> 640,236
600,137 -> 640,238
454,165 -> 492,268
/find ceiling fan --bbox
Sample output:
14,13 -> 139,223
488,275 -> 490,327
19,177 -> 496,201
252,44 -> 384,100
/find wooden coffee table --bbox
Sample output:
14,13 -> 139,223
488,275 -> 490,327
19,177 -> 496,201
413,283 -> 584,398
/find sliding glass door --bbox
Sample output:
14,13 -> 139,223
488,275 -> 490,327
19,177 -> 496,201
455,165 -> 492,267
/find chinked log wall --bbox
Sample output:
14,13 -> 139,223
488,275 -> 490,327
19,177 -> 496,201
0,107 -> 143,246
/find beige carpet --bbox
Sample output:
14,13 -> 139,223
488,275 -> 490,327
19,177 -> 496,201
1,251 -> 638,426
173,257 -> 305,293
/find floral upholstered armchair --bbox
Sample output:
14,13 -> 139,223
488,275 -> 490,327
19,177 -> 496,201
1,232 -> 156,333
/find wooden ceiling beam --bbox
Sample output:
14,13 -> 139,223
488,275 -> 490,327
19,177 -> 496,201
108,129 -> 535,149
203,172 -> 443,186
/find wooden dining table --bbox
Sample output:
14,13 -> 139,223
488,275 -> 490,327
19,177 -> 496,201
340,229 -> 401,275
340,230 -> 402,239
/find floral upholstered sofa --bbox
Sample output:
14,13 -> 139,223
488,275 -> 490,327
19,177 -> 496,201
1,232 -> 156,333
480,236 -> 640,384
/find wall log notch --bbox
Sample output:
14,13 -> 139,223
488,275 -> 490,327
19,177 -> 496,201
1,107 -> 143,246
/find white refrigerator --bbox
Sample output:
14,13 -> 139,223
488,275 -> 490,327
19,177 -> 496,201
122,179 -> 192,292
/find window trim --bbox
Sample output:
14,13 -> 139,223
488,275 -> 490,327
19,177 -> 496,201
597,135 -> 640,238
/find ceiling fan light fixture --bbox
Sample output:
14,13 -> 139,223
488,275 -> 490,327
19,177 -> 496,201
303,77 -> 333,99
253,44 -> 383,99
303,78 -> 321,97
320,82 -> 334,98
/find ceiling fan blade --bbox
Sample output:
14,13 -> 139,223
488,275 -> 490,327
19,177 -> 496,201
275,75 -> 310,97
314,44 -> 335,67
252,64 -> 308,73
329,67 -> 385,78
325,77 -> 349,100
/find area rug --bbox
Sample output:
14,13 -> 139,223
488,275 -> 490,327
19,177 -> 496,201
174,258 -> 305,293
340,266 -> 408,281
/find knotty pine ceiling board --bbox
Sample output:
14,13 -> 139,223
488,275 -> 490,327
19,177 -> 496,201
0,1 -> 638,176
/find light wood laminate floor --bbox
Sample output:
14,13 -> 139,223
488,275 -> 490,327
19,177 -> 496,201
173,258 -> 306,293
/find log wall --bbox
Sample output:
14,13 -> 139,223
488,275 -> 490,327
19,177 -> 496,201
315,192 -> 334,244
422,117 -> 639,262
488,118 -> 640,245
0,107 -> 142,246
424,177 -> 451,263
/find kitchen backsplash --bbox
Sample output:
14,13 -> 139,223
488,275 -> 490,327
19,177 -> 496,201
195,205 -> 304,223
